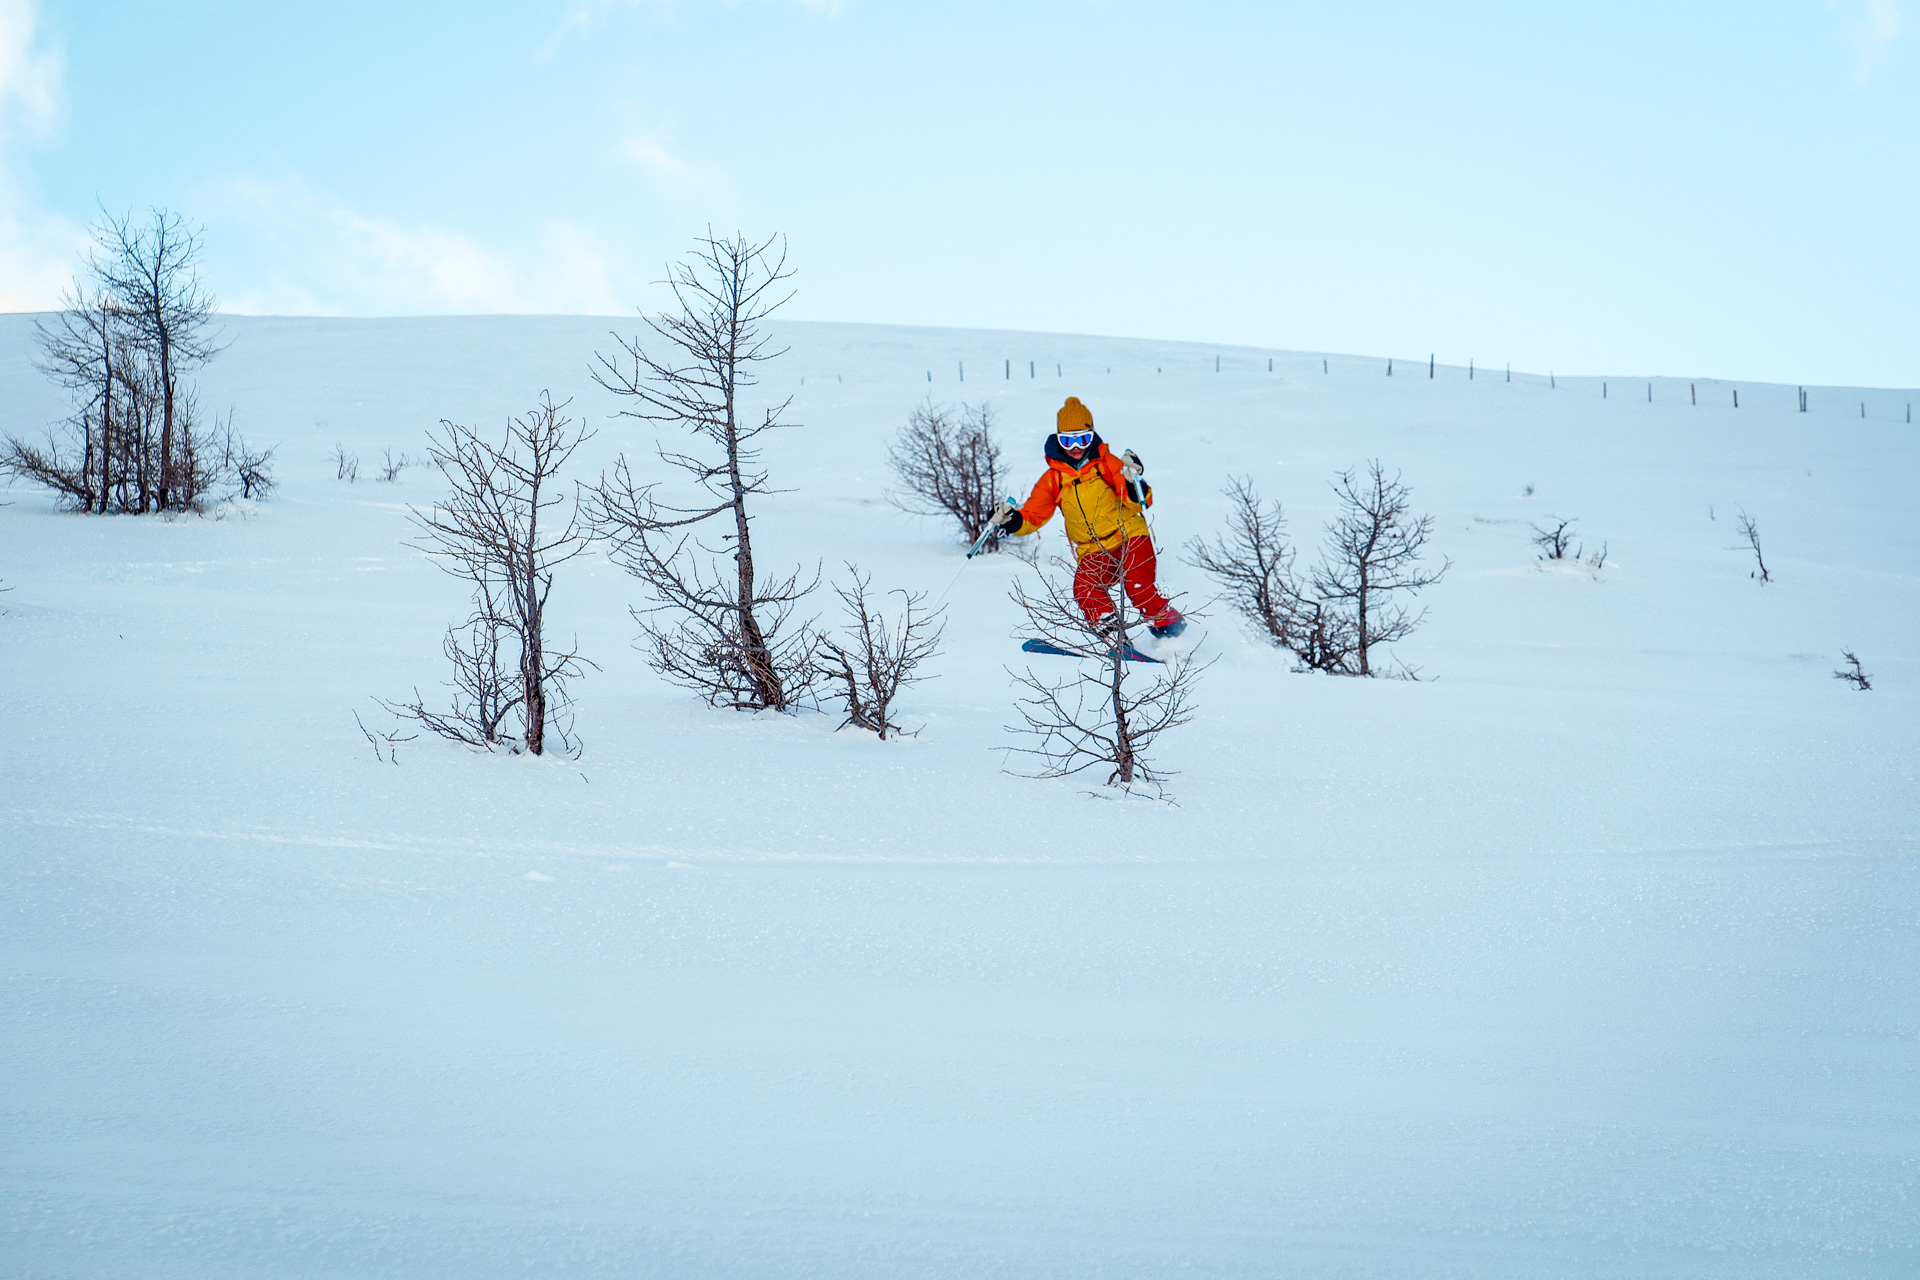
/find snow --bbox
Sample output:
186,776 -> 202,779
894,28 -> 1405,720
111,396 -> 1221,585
3,314 -> 1917,1276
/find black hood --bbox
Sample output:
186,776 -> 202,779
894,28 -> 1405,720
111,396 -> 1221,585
1044,430 -> 1106,469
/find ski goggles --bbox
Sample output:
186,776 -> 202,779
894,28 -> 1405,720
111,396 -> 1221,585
1056,429 -> 1094,451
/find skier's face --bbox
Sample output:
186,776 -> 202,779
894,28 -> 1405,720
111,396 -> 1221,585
1057,429 -> 1093,460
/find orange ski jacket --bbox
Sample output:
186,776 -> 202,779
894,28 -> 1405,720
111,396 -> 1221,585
1011,434 -> 1153,557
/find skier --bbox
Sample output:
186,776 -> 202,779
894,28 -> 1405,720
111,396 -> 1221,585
989,396 -> 1186,640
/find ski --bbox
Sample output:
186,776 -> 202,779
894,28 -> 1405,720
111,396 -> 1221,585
1020,638 -> 1163,664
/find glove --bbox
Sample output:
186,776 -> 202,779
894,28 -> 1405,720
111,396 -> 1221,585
990,499 -> 1023,536
1119,451 -> 1147,505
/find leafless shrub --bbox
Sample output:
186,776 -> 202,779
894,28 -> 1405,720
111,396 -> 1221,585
1834,650 -> 1872,691
1585,541 -> 1608,570
1737,509 -> 1771,583
588,231 -> 817,712
1189,464 -> 1444,676
332,442 -> 359,482
377,448 -> 412,482
888,399 -> 1007,550
1311,462 -> 1449,677
1004,544 -> 1207,795
1531,516 -> 1577,560
229,437 -> 277,500
817,565 -> 945,740
1184,476 -> 1355,673
386,392 -> 595,757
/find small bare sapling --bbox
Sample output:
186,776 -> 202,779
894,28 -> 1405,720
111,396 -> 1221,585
1736,509 -> 1771,584
1188,464 -> 1445,677
1834,651 -> 1872,691
377,448 -> 413,482
817,565 -> 946,740
1183,476 -> 1353,673
332,442 -> 359,482
1004,545 -> 1207,794
386,392 -> 595,756
1531,516 -> 1577,560
588,231 -> 816,712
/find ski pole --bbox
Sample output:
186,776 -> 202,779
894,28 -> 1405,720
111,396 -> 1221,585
935,500 -> 1016,605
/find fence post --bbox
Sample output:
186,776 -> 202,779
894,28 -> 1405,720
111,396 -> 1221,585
959,361 -> 964,382
1506,363 -> 1510,382
1005,359 -> 1010,380
1429,354 -> 1434,378
1647,382 -> 1652,402
1692,383 -> 1696,405
1733,389 -> 1739,408
1215,355 -> 1220,373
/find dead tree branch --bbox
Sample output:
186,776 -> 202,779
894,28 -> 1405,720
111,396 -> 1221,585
1834,650 -> 1872,691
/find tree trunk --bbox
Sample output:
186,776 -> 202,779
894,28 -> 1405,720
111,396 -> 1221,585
97,308 -> 113,514
156,326 -> 175,511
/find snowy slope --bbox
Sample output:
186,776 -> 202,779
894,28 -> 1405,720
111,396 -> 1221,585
3,314 -> 1917,1277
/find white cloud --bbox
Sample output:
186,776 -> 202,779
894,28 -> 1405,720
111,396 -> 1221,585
0,0 -> 80,311
1835,0 -> 1902,81
0,0 -> 59,134
213,176 -> 625,316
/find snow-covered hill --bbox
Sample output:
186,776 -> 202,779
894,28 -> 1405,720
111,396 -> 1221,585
4,314 -> 1917,1276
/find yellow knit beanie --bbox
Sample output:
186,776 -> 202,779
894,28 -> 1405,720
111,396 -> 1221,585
1056,397 -> 1093,433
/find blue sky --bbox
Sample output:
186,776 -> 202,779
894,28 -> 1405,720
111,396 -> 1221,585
0,0 -> 1912,385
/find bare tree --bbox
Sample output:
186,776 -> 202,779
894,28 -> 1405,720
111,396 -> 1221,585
1311,462 -> 1449,677
817,565 -> 946,740
331,443 -> 359,482
7,212 -> 260,515
1184,476 -> 1356,673
89,208 -> 221,512
1834,650 -> 1872,691
888,400 -> 1006,549
377,449 -> 412,482
1737,509 -> 1771,584
396,393 -> 594,756
588,232 -> 816,711
1004,545 -> 1206,794
1531,516 -> 1577,560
